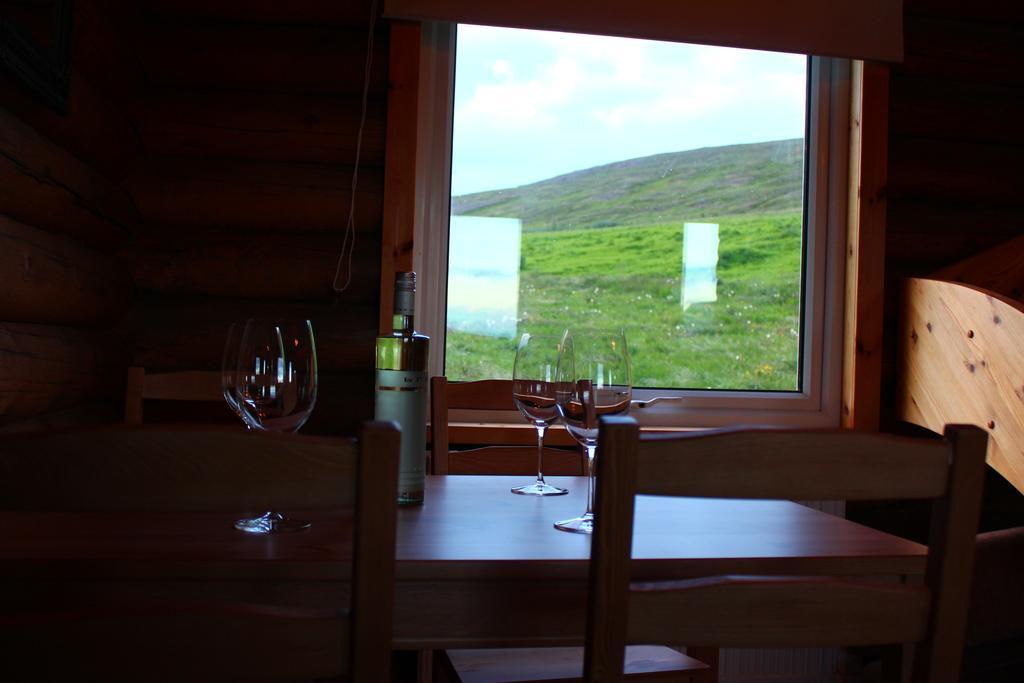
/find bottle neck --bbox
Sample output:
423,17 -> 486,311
393,312 -> 414,333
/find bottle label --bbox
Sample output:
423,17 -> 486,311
374,369 -> 427,497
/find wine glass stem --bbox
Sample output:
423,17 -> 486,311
534,423 -> 548,485
585,444 -> 596,516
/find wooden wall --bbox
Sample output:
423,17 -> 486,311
0,0 -> 139,434
5,0 -> 1019,436
117,1 -> 387,435
1,0 -> 387,435
881,0 -> 1024,427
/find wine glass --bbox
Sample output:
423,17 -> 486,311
220,322 -> 248,425
553,329 -> 632,534
511,333 -> 568,496
232,319 -> 319,534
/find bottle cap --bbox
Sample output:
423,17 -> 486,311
395,271 -> 416,292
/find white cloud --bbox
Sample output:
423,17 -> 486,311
451,25 -> 807,194
492,59 -> 512,78
593,86 -> 736,127
457,55 -> 582,130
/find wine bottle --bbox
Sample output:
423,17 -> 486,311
375,271 -> 429,505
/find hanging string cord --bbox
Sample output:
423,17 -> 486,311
333,0 -> 379,293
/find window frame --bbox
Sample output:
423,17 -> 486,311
412,22 -> 850,429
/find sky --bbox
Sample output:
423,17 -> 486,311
451,25 -> 807,197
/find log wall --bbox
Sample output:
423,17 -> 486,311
114,1 -> 386,435
1,0 -> 384,435
0,0 -> 139,433
6,0 -> 1015,436
881,0 -> 1024,427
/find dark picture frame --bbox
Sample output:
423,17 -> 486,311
0,0 -> 74,114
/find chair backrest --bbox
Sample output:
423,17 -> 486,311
124,366 -> 223,424
430,375 -> 582,475
0,422 -> 400,682
0,425 -> 363,512
584,417 -> 988,683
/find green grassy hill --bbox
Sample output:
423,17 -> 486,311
452,138 -> 803,230
445,138 -> 806,390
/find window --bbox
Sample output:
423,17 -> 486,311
414,23 -> 848,428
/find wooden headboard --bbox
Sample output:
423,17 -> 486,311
898,235 -> 1024,496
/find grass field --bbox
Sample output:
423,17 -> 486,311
445,211 -> 803,390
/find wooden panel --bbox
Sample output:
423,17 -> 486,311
0,426 -> 360,511
0,216 -> 131,326
842,61 -> 888,431
886,231 -> 1023,275
628,576 -> 930,647
298,368 -> 375,437
0,106 -> 136,251
444,422 -> 578,448
74,0 -> 146,97
446,379 -> 517,411
129,231 -> 379,301
887,201 -> 1024,238
142,370 -> 222,402
888,137 -> 1024,205
447,446 -> 582,476
889,75 -> 1024,145
135,22 -> 388,96
125,295 -> 377,372
143,0 -> 378,26
0,67 -> 141,179
0,323 -> 125,423
929,234 -> 1024,301
634,428 -> 950,501
136,89 -> 386,166
126,158 -> 383,232
379,20 -> 420,332
898,278 -> 1024,495
899,16 -> 1024,86
905,0 -> 1024,23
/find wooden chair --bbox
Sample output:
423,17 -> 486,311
0,422 -> 401,682
124,366 -> 223,424
430,376 -> 583,475
431,378 -> 706,682
584,417 -> 989,683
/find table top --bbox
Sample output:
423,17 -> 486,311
0,476 -> 926,581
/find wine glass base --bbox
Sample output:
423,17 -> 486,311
234,512 -> 311,534
554,513 -> 593,534
511,481 -> 568,496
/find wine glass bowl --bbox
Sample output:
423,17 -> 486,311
235,319 -> 318,433
511,381 -> 558,424
553,330 -> 632,533
220,322 -> 245,423
229,318 -> 319,534
510,333 -> 567,496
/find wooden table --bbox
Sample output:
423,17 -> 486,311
0,476 -> 926,649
